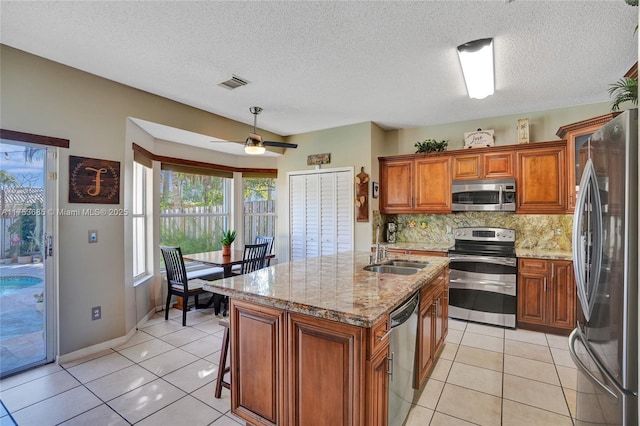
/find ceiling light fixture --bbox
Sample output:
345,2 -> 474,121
245,106 -> 266,154
457,38 -> 494,100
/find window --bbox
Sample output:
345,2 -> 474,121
243,177 -> 276,245
159,169 -> 231,255
132,161 -> 149,279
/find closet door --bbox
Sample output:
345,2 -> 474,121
334,171 -> 353,254
290,170 -> 353,261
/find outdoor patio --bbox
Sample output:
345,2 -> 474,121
0,262 -> 45,376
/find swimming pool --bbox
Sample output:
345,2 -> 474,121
0,276 -> 43,295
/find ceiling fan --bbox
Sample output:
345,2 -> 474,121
218,106 -> 298,155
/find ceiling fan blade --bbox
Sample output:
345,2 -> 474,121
263,141 -> 298,149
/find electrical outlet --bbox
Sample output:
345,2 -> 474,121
555,227 -> 562,236
446,225 -> 452,234
88,230 -> 98,243
92,306 -> 101,320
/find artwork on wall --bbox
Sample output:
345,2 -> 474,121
69,155 -> 120,204
355,167 -> 369,222
517,118 -> 530,144
307,153 -> 331,165
464,129 -> 495,148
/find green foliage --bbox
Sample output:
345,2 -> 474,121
7,203 -> 40,256
159,171 -> 226,209
414,139 -> 448,154
609,77 -> 638,111
160,227 -> 221,255
220,229 -> 237,246
243,177 -> 275,201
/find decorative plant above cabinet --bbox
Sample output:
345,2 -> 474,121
414,139 -> 448,154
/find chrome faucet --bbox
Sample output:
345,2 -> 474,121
370,225 -> 387,264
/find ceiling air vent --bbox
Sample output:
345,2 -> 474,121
218,75 -> 250,90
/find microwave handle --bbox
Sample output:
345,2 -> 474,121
499,185 -> 503,210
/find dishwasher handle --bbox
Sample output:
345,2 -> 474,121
390,292 -> 420,328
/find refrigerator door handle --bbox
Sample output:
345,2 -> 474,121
572,159 -> 603,321
568,328 -> 620,402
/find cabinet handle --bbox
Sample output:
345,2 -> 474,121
544,277 -> 547,292
378,328 -> 393,341
387,352 -> 394,378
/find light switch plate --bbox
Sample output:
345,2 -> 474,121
89,230 -> 98,243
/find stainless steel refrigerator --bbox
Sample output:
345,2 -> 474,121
569,108 -> 638,425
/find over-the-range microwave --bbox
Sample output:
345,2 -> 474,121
451,178 -> 516,212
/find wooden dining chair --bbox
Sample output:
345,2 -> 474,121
160,246 -> 208,326
255,235 -> 274,267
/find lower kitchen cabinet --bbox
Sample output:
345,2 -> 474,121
517,258 -> 575,334
416,268 -> 448,388
229,267 -> 449,426
230,300 -> 286,426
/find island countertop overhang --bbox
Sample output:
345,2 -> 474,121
201,251 -> 450,327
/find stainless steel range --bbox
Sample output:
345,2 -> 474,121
448,227 -> 517,328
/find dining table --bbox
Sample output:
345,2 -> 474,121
183,249 -> 274,315
183,249 -> 248,278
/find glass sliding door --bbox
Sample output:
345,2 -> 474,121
0,139 -> 55,378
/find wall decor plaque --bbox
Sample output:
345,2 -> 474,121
307,153 -> 331,165
464,129 -> 495,149
69,155 -> 120,203
517,118 -> 530,144
355,166 -> 369,222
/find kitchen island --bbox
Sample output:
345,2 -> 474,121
201,251 -> 449,426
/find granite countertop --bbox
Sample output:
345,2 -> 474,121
377,242 -> 453,252
515,249 -> 573,261
200,251 -> 449,328
376,242 -> 572,260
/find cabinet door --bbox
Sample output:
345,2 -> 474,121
365,347 -> 389,426
483,151 -> 514,178
452,154 -> 481,180
416,292 -> 435,388
414,156 -> 452,213
516,146 -> 567,213
548,260 -> 575,330
230,300 -> 285,426
517,271 -> 547,326
288,313 -> 363,426
380,159 -> 413,213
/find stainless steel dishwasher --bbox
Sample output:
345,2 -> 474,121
388,291 -> 420,426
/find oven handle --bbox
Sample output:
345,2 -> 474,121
449,277 -> 514,289
448,254 -> 517,267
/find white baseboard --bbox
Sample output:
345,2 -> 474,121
56,326 -> 137,365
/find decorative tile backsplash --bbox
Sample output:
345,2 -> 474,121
373,211 -> 573,251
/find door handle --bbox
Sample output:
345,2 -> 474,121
387,352 -> 394,379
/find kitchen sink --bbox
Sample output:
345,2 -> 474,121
363,265 -> 421,275
384,260 -> 429,269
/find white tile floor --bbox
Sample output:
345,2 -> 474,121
406,319 -> 577,426
0,311 -> 577,426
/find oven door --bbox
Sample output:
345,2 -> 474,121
448,254 -> 517,327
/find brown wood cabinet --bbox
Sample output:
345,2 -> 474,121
287,312 -> 364,425
230,300 -> 286,426
378,157 -> 413,213
517,258 -> 575,334
452,149 -> 514,180
415,268 -> 448,388
379,154 -> 452,214
556,113 -> 620,211
516,141 -> 567,213
229,266 -> 449,425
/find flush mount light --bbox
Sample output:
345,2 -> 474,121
244,132 -> 266,155
457,38 -> 494,99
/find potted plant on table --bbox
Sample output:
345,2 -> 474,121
220,229 -> 236,256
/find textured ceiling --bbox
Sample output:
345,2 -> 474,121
1,1 -> 638,141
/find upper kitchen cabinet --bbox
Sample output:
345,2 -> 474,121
516,141 -> 567,214
379,154 -> 452,214
556,112 -> 620,210
379,157 -> 413,213
452,148 -> 514,180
